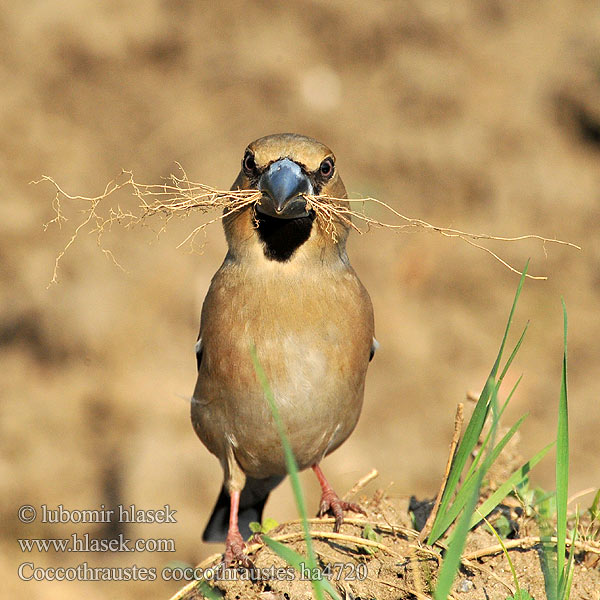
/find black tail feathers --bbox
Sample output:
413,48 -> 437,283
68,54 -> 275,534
202,475 -> 284,542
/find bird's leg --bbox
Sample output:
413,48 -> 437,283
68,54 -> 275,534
312,464 -> 366,532
224,489 -> 254,569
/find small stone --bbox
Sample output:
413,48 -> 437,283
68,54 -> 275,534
458,579 -> 474,593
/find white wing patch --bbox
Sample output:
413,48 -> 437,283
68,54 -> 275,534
195,337 -> 203,370
370,337 -> 379,361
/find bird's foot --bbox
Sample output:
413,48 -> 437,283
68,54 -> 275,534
224,529 -> 254,569
318,489 -> 367,532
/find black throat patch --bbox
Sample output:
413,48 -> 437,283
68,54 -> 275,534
255,210 -> 315,262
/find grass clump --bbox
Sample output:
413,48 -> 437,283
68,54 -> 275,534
430,287 -> 583,600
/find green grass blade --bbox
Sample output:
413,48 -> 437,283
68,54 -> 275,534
434,383 -> 504,598
499,323 -> 529,385
263,536 -> 340,600
530,489 -> 557,510
476,414 -> 527,482
434,468 -> 484,599
262,535 -> 309,571
435,413 -> 527,536
429,264 -> 528,544
251,347 -> 332,600
480,513 -> 522,597
556,300 -> 569,593
490,259 -> 529,379
428,377 -> 496,543
197,580 -> 224,600
463,375 -> 523,486
539,537 -> 558,600
468,442 -> 554,529
251,347 -> 310,527
560,514 -> 578,600
589,488 -> 600,520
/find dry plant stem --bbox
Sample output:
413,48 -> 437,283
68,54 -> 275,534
40,170 -> 580,284
342,468 -> 379,500
409,589 -> 435,600
463,535 -> 600,561
372,577 -> 413,594
167,581 -> 198,600
375,572 -> 438,600
408,548 -> 426,598
284,516 -> 420,539
567,487 -> 597,506
166,552 -> 223,600
419,403 -> 464,542
251,530 -> 400,557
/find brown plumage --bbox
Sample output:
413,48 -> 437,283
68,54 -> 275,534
191,133 -> 375,565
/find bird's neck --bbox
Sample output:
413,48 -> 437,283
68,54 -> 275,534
223,207 -> 350,269
254,212 -> 315,262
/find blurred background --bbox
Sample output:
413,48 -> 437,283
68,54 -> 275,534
2,1 -> 599,598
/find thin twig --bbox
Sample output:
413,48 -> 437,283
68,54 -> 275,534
408,548 -> 426,598
343,468 -> 379,500
252,530 -> 402,557
371,577 -> 413,594
419,403 -> 464,542
567,487 -> 597,506
283,516 -> 420,539
463,535 -> 600,560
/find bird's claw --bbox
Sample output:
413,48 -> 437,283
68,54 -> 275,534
318,490 -> 367,532
224,529 -> 255,570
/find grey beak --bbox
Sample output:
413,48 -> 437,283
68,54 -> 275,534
257,159 -> 312,219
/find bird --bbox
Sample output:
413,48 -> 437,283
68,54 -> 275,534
191,133 -> 376,566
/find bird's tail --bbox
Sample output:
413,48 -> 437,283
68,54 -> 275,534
202,475 -> 284,542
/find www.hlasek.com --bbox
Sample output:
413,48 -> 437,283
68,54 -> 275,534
18,533 -> 175,553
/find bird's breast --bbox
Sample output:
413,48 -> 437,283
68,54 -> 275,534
192,260 -> 374,478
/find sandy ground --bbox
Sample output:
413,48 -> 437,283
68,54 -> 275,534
2,2 -> 599,598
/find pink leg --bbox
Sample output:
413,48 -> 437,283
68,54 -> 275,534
312,464 -> 366,532
224,490 -> 253,568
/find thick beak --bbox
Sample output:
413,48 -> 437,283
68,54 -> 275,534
257,158 -> 312,219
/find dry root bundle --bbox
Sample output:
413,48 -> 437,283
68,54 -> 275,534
39,166 -> 580,284
306,194 -> 580,279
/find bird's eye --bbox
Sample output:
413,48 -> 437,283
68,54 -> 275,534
243,151 -> 256,175
319,157 -> 334,179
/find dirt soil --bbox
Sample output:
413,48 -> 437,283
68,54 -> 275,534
178,488 -> 600,600
2,2 -> 600,599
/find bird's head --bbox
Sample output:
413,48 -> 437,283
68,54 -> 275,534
224,133 -> 349,263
